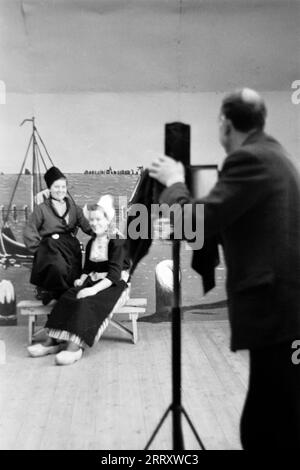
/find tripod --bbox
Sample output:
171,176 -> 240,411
145,239 -> 206,450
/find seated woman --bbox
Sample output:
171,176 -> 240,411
27,195 -> 130,365
23,166 -> 93,304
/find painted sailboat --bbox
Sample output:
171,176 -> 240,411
0,117 -> 54,267
0,117 -> 144,268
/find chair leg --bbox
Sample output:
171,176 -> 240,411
28,315 -> 35,345
110,319 -> 133,341
130,313 -> 138,344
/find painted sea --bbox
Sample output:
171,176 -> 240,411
0,174 -> 227,323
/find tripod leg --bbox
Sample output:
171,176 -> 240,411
172,240 -> 184,450
181,406 -> 206,450
173,404 -> 184,450
144,405 -> 172,450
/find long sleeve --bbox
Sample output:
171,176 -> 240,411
82,239 -> 93,274
106,239 -> 126,284
160,150 -> 271,239
23,205 -> 43,254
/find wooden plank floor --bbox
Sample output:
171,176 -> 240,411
0,320 -> 248,450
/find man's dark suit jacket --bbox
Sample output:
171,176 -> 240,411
160,131 -> 300,351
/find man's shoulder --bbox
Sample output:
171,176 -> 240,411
241,132 -> 284,156
226,132 -> 283,165
223,147 -> 262,169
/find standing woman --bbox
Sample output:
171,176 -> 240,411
24,166 -> 92,304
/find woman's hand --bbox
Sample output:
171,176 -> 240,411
74,278 -> 83,287
76,287 -> 96,299
34,188 -> 50,205
74,274 -> 88,287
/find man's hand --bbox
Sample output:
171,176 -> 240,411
148,155 -> 185,187
76,287 -> 96,299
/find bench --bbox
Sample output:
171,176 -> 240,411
17,297 -> 147,345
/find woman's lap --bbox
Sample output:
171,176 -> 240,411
46,280 -> 128,347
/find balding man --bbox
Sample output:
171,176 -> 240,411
149,88 -> 300,449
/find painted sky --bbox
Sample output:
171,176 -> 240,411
0,0 -> 299,172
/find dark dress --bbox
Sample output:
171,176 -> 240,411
23,197 -> 92,297
46,237 -> 130,347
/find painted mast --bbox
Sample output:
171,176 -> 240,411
0,117 -> 54,263
31,117 -> 36,212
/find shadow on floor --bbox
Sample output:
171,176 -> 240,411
138,299 -> 228,323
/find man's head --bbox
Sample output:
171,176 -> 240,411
218,88 -> 267,153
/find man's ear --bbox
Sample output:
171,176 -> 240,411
223,118 -> 232,136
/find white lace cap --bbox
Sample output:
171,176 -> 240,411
82,194 -> 115,223
97,194 -> 115,223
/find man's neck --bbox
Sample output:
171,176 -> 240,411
229,128 -> 260,153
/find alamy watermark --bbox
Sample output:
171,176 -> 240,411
291,80 -> 300,105
291,340 -> 300,365
0,80 -> 6,104
96,196 -> 204,250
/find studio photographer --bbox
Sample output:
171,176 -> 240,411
149,88 -> 300,449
